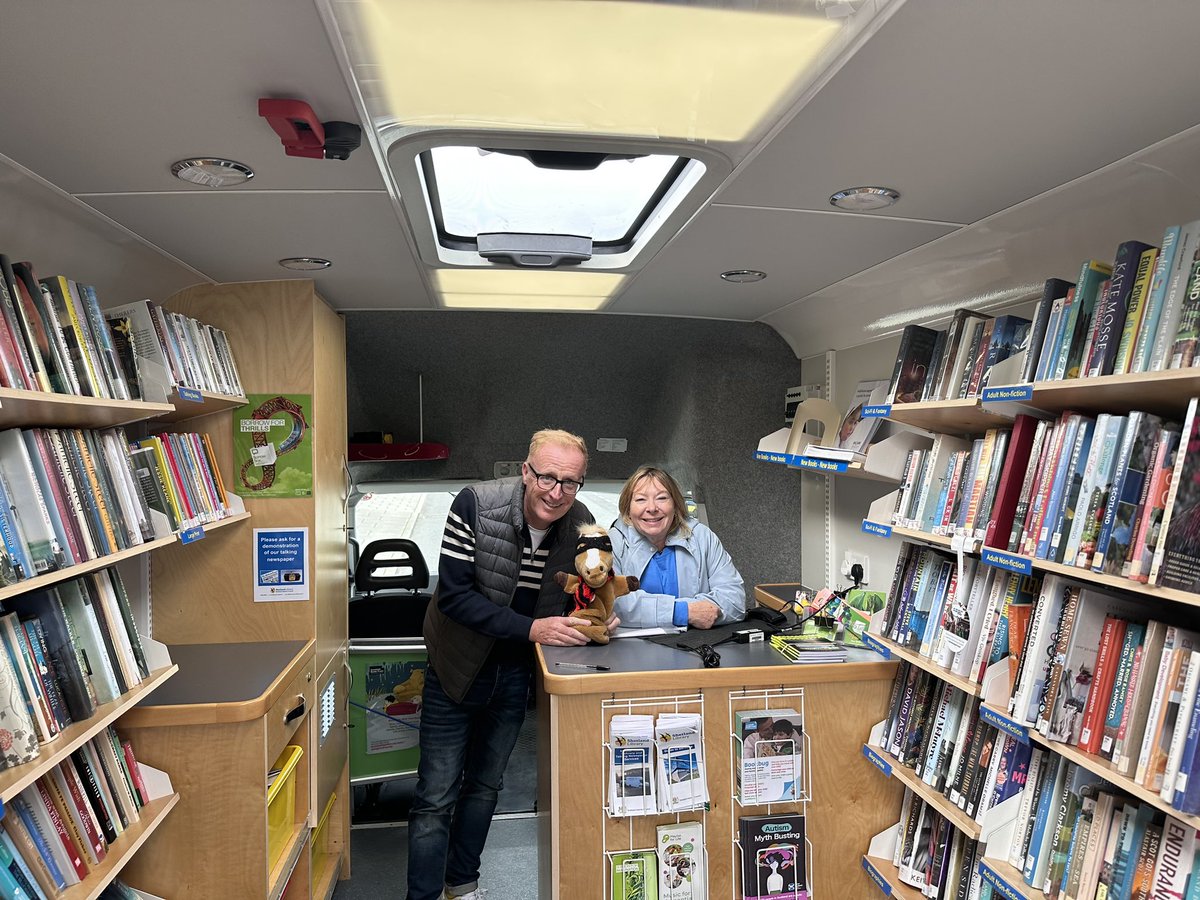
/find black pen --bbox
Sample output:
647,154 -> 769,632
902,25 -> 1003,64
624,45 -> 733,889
554,662 -> 611,671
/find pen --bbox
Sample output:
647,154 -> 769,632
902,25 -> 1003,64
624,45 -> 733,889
554,662 -> 611,671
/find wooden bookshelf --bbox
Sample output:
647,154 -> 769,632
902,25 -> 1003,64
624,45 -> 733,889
873,635 -> 983,698
60,793 -> 181,900
889,524 -> 953,549
861,855 -> 928,899
0,664 -> 178,802
863,743 -> 981,839
983,704 -> 1200,832
1030,368 -> 1200,419
157,388 -> 248,423
0,388 -> 174,429
885,399 -> 1014,435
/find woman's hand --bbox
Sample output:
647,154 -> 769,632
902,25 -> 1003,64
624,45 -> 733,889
687,600 -> 720,629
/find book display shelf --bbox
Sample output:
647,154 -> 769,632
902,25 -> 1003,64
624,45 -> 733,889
0,377 -> 250,899
854,362 -> 1200,899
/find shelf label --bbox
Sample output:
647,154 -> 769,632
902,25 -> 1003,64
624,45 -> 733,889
979,705 -> 1029,745
862,744 -> 892,777
793,457 -> 849,473
981,384 -> 1033,403
862,520 -> 893,538
861,632 -> 891,659
980,548 -> 1032,575
755,451 -> 789,465
978,860 -> 1023,900
863,404 -> 891,418
177,386 -> 204,403
179,526 -> 206,544
862,857 -> 892,896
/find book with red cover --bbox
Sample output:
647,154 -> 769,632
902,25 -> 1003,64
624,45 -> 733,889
33,779 -> 87,881
983,414 -> 1040,548
1078,616 -> 1127,754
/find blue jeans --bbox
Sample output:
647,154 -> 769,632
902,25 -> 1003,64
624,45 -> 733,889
406,662 -> 532,900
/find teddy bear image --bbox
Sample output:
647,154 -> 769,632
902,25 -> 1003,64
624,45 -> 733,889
553,524 -> 639,644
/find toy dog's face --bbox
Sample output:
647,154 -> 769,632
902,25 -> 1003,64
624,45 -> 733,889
574,527 -> 614,588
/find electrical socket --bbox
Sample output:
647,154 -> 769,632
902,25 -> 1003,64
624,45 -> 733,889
493,460 -> 524,478
840,550 -> 870,585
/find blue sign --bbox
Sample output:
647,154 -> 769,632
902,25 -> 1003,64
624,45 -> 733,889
978,860 -> 1023,900
981,384 -> 1033,403
794,457 -> 849,473
981,548 -> 1033,575
863,404 -> 892,418
755,451 -> 789,465
979,705 -> 1030,745
176,386 -> 204,403
862,520 -> 893,538
862,857 -> 892,896
254,527 -> 309,602
179,526 -> 206,544
862,744 -> 893,777
862,632 -> 892,660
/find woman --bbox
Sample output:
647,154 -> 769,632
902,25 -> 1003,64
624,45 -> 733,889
610,465 -> 745,629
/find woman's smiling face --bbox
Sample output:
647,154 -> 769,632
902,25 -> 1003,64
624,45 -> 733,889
629,475 -> 674,547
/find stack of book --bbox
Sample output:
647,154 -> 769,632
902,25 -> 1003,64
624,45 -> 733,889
889,789 -> 984,896
0,727 -> 152,896
768,635 -> 846,664
876,396 -> 1200,594
609,713 -> 709,816
608,715 -> 656,817
799,378 -> 888,464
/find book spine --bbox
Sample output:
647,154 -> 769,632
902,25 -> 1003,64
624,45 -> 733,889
1150,220 -> 1200,371
1134,224 -> 1181,371
1113,246 -> 1159,374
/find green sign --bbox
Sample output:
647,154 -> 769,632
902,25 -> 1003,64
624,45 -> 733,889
232,393 -> 314,498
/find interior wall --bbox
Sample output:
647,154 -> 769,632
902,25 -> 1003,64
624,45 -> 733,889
344,310 -> 803,590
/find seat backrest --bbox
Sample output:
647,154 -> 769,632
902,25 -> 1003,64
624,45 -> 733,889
353,538 -> 430,595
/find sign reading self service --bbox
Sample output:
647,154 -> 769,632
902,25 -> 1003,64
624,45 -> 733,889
253,527 -> 310,602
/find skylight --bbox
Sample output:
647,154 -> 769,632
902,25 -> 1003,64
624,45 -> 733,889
421,147 -> 691,251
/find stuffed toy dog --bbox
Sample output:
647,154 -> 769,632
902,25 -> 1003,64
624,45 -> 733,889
554,524 -> 639,644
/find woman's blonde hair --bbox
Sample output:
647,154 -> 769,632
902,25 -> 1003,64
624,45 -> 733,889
618,466 -> 692,538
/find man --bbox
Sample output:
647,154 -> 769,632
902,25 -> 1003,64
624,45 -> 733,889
408,428 -> 601,900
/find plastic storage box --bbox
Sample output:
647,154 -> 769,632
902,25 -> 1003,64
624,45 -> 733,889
267,744 -> 304,871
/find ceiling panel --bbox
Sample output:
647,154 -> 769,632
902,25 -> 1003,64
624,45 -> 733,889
764,124 -> 1200,358
83,192 -> 434,310
608,204 -> 955,319
721,0 -> 1200,225
0,0 -> 383,193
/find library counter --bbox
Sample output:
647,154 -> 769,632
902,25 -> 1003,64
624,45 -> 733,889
535,639 -> 903,899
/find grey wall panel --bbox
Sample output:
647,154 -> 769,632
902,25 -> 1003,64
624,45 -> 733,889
344,310 -> 803,590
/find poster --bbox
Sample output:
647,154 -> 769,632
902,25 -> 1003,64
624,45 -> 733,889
362,658 -> 426,755
253,527 -> 309,602
233,393 -> 314,498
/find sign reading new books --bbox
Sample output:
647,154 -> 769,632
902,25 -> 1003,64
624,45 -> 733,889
253,527 -> 309,602
233,393 -> 314,498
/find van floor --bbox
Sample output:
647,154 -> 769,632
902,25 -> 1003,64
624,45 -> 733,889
333,713 -> 539,898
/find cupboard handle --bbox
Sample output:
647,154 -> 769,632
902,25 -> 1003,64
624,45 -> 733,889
284,696 -> 306,725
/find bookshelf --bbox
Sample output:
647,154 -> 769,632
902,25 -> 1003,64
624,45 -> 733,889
856,357 -> 1200,899
121,280 -> 350,899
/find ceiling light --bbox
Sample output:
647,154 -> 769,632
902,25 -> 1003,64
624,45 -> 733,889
441,294 -> 608,311
170,158 -> 255,188
278,257 -> 333,271
829,186 -> 900,211
433,269 -> 622,311
720,269 -> 767,284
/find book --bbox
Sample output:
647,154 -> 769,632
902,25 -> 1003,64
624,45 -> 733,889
1026,279 -> 1073,383
738,814 -> 807,900
1086,240 -> 1155,377
888,325 -> 940,404
1134,224 -> 1182,371
1153,398 -> 1200,590
1113,245 -> 1160,374
805,379 -> 889,461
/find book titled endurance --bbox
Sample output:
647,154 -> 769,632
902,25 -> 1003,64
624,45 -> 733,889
738,813 -> 808,900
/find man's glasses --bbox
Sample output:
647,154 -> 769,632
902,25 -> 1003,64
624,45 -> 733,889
526,463 -> 584,495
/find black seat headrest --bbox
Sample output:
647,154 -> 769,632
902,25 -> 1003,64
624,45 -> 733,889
354,538 -> 430,594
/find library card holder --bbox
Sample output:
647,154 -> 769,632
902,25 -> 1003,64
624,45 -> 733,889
601,693 -> 709,900
729,687 -> 814,900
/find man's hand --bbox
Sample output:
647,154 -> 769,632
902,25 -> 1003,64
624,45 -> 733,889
688,600 -> 720,630
529,616 -> 591,646
605,613 -> 621,634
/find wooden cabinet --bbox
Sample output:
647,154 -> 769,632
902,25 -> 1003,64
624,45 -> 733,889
131,281 -> 350,896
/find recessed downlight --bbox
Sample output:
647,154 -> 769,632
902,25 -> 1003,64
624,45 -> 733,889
829,186 -> 900,211
170,158 -> 255,188
720,269 -> 767,284
278,257 -> 332,271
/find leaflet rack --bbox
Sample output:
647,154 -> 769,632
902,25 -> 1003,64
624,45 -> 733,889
601,693 -> 709,900
729,687 -> 814,900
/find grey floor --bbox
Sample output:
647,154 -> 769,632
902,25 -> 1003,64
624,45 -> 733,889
333,713 -> 540,898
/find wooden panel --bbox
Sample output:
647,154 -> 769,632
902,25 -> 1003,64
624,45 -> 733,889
545,675 -> 902,900
314,648 -> 348,819
313,300 -> 348,674
266,656 -> 316,767
0,388 -> 172,429
122,719 -> 270,899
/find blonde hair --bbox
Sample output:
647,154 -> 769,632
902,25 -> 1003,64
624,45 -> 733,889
619,466 -> 692,538
527,428 -> 588,464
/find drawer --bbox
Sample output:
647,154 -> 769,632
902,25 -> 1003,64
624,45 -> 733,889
266,656 -> 315,765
